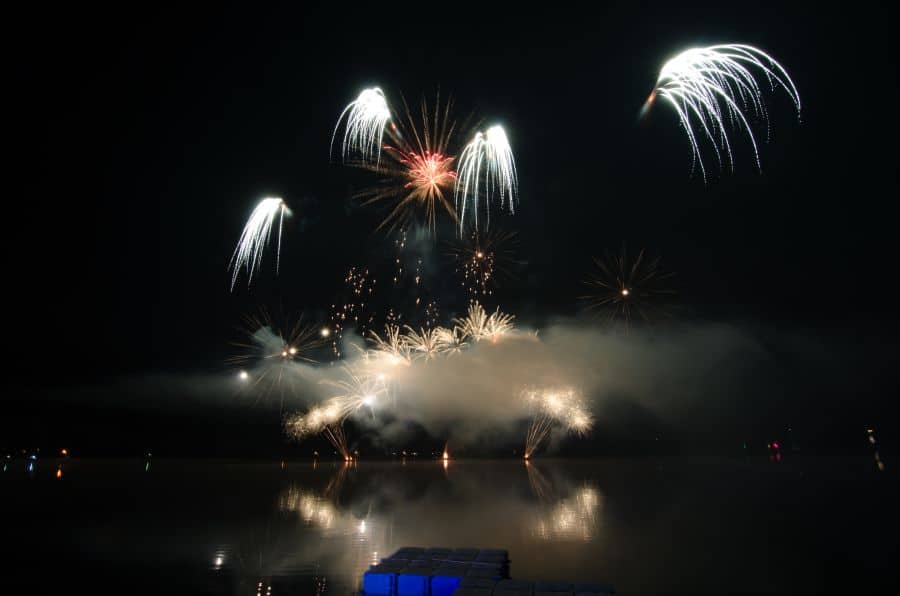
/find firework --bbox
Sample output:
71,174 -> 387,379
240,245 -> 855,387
354,94 -> 461,232
453,301 -> 515,343
331,87 -> 391,165
434,325 -> 468,355
228,310 -> 325,412
402,325 -> 448,361
523,387 -> 593,459
228,197 -> 290,290
643,44 -> 801,180
447,229 -> 518,303
581,247 -> 675,332
455,125 -> 518,234
285,366 -> 387,460
367,324 -> 412,367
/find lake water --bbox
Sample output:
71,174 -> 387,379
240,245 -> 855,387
2,457 -> 894,595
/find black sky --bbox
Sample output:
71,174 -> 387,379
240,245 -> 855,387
6,1 -> 898,454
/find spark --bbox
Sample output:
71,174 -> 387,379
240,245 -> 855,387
581,247 -> 675,333
447,229 -> 519,303
331,87 -> 391,165
453,302 -> 515,343
644,44 -> 801,180
228,197 -> 291,290
455,125 -> 518,233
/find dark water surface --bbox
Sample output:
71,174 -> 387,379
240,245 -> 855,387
2,457 -> 895,595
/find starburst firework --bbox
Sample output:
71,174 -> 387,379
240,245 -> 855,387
581,247 -> 675,332
447,229 -> 518,303
228,310 -> 325,412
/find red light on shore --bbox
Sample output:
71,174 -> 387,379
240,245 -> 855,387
60,448 -> 68,456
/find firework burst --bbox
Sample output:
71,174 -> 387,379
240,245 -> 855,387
643,44 -> 801,180
228,197 -> 290,290
453,301 -> 515,343
331,87 -> 391,165
403,325 -> 449,361
350,93 -> 461,233
285,365 -> 387,460
455,125 -> 518,234
228,310 -> 326,412
581,247 -> 675,332
367,324 -> 412,367
523,387 -> 593,459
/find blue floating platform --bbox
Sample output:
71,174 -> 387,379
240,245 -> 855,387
359,546 -> 613,596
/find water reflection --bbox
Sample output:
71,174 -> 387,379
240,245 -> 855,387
527,462 -> 601,541
206,460 -> 602,594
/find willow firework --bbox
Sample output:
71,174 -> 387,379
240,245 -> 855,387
455,126 -> 518,234
228,197 -> 290,290
643,44 -> 801,180
331,87 -> 391,165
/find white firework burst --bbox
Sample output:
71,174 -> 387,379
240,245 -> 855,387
644,44 -> 801,181
455,125 -> 518,233
332,87 -> 391,165
453,301 -> 515,343
228,197 -> 290,291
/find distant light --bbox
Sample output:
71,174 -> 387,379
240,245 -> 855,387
476,251 -> 484,259
358,520 -> 367,534
56,466 -> 62,479
214,555 -> 223,567
363,394 -> 376,407
281,350 -> 288,357
772,441 -> 780,450
288,347 -> 298,355
621,288 -> 630,297
320,327 -> 331,338
239,370 -> 249,381
60,448 -> 68,456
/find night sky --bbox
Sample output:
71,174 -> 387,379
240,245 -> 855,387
6,2 -> 898,456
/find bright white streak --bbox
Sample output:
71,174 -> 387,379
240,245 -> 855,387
228,197 -> 290,291
331,87 -> 391,165
455,125 -> 518,234
650,44 -> 801,181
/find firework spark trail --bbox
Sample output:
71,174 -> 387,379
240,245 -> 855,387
332,87 -> 391,165
455,125 -> 518,233
523,387 -> 593,458
330,266 -> 377,357
228,198 -> 290,290
644,44 -> 801,180
453,302 -> 515,343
